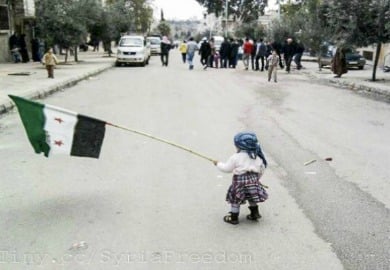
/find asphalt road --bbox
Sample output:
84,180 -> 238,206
0,51 -> 389,270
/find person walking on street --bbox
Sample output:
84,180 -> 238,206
41,48 -> 58,79
251,39 -> 257,70
283,38 -> 296,73
229,39 -> 239,68
199,38 -> 211,69
256,39 -> 267,71
207,38 -> 216,68
271,40 -> 284,69
242,38 -> 253,70
213,132 -> 268,225
219,38 -> 230,68
186,37 -> 198,70
19,34 -> 30,63
331,47 -> 348,78
294,40 -> 305,70
267,51 -> 279,82
264,41 -> 273,70
179,40 -> 187,63
160,36 -> 171,66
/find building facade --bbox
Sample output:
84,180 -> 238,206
0,0 -> 36,62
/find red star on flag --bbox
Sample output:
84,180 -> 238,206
54,140 -> 63,147
54,117 -> 63,124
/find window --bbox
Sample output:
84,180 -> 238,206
0,5 -> 9,30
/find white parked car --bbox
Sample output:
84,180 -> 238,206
116,35 -> 150,67
146,36 -> 161,55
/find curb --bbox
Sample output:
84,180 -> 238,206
0,63 -> 114,116
325,78 -> 390,102
302,71 -> 390,102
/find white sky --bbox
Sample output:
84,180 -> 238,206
152,0 -> 205,20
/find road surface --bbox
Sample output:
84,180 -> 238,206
0,51 -> 389,270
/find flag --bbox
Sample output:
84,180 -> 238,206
9,95 -> 106,158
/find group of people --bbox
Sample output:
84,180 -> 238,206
9,32 -> 58,78
8,33 -> 31,63
176,36 -> 306,82
178,37 -> 243,70
9,33 -> 48,63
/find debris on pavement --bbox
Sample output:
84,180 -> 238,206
69,241 -> 88,251
304,159 -> 317,166
8,72 -> 33,76
304,157 -> 333,166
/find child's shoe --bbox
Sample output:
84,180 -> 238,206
247,206 -> 262,220
223,212 -> 239,225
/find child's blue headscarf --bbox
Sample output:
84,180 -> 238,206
234,132 -> 267,167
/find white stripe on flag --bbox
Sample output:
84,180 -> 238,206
44,104 -> 78,155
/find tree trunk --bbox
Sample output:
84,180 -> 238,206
372,42 -> 382,82
74,45 -> 78,62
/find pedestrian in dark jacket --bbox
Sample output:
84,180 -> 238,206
208,38 -> 216,68
294,41 -> 305,70
160,36 -> 171,66
19,34 -> 30,63
283,38 -> 296,73
229,39 -> 239,68
271,41 -> 284,69
256,39 -> 267,71
199,38 -> 211,69
219,38 -> 230,68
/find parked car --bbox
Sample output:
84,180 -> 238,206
116,35 -> 150,67
320,47 -> 366,69
146,36 -> 161,55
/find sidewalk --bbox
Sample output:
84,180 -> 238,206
301,56 -> 390,102
1,51 -> 389,116
0,50 -> 115,114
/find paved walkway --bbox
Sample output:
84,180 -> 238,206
0,50 -> 115,114
300,58 -> 390,102
0,51 -> 389,115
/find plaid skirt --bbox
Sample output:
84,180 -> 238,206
226,172 -> 268,204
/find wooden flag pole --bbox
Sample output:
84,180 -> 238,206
106,122 -> 216,162
106,123 -> 269,189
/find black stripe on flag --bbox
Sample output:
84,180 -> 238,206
70,114 -> 106,158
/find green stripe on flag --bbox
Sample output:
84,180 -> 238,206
9,95 -> 50,157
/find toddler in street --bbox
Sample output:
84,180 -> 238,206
214,51 -> 220,68
213,132 -> 268,225
41,48 -> 58,79
267,50 -> 279,82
